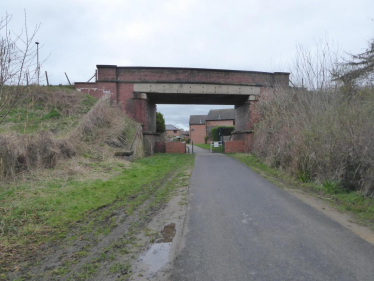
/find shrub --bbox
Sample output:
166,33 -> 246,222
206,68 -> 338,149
252,40 -> 374,195
156,112 -> 165,133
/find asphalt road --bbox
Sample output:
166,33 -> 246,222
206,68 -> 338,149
171,147 -> 374,281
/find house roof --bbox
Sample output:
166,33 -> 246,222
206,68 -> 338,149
189,115 -> 207,125
165,124 -> 179,131
206,109 -> 235,121
181,131 -> 190,136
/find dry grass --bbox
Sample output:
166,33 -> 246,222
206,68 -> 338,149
0,91 -> 142,181
0,132 -> 74,180
251,41 -> 374,195
253,85 -> 374,195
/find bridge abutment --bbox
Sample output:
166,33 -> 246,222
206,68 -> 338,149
232,95 -> 259,152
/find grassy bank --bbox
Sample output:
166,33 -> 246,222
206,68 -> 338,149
230,153 -> 374,229
0,86 -> 97,136
0,153 -> 194,274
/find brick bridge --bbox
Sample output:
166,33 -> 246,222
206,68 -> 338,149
75,66 -> 289,154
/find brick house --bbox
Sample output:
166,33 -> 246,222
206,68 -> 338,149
165,124 -> 181,137
189,115 -> 207,144
206,109 -> 235,141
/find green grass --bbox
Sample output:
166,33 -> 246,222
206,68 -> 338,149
109,263 -> 130,274
0,87 -> 97,135
194,143 -> 223,153
230,153 -> 374,228
0,154 -> 194,270
41,108 -> 61,120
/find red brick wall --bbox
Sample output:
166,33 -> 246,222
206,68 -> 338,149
166,142 -> 186,154
98,66 -> 116,80
230,132 -> 254,152
119,83 -> 134,112
132,99 -> 148,130
225,140 -> 245,153
190,124 -> 206,144
155,142 -> 166,153
75,82 -> 117,102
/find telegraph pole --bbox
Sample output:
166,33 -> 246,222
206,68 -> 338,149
35,42 -> 39,85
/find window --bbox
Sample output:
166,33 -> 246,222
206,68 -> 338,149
174,130 -> 177,133
191,129 -> 194,131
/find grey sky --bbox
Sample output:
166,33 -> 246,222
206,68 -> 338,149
3,0 -> 374,129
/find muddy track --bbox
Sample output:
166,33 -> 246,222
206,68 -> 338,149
7,166 -> 192,281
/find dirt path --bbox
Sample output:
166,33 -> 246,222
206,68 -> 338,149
127,172 -> 190,281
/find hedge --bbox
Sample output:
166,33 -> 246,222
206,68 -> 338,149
211,126 -> 235,141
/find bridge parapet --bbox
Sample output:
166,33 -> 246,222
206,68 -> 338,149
96,65 -> 289,87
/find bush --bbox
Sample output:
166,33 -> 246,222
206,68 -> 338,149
156,112 -> 165,133
252,40 -> 374,195
204,136 -> 208,144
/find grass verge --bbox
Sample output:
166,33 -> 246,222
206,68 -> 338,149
230,153 -> 374,229
0,153 -> 194,275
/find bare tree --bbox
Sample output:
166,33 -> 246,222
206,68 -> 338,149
0,11 -> 40,125
290,40 -> 341,91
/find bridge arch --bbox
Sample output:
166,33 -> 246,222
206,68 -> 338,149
75,66 -> 289,153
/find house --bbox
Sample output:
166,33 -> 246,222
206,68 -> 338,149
181,130 -> 190,141
206,109 -> 235,140
165,124 -> 181,137
189,109 -> 235,143
189,115 -> 207,144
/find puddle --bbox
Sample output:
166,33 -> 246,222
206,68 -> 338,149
141,242 -> 171,273
140,223 -> 177,273
156,223 -> 176,243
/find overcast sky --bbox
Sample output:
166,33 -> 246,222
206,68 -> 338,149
3,0 -> 374,129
